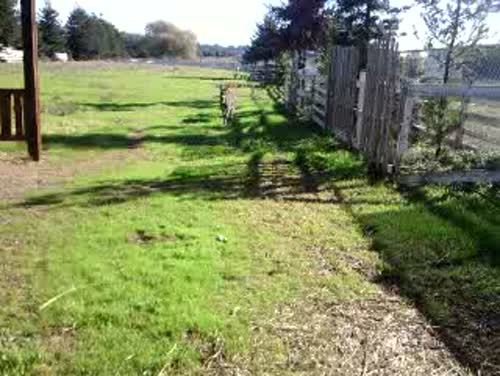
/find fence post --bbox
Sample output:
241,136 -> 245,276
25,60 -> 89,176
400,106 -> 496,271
21,0 -> 41,161
287,51 -> 300,112
325,47 -> 337,132
355,71 -> 367,149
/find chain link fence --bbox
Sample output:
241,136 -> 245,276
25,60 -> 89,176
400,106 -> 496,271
401,47 -> 500,153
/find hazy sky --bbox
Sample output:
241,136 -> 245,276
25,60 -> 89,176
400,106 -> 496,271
40,0 -> 500,49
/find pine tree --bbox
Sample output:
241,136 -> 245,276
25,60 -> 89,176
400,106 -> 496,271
272,0 -> 327,51
335,0 -> 401,67
0,0 -> 17,47
66,7 -> 91,60
243,14 -> 282,63
39,2 -> 66,58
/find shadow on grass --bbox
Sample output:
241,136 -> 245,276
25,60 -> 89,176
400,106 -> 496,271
44,132 -> 226,150
404,187 -> 500,266
166,76 -> 232,81
181,113 -> 213,124
336,181 -> 500,374
44,97 -> 318,154
80,99 -> 217,112
17,156 -> 388,209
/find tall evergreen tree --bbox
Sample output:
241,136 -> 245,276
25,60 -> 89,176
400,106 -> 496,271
272,0 -> 327,51
66,7 -> 124,60
335,0 -> 401,66
0,0 -> 17,48
39,2 -> 66,58
243,14 -> 282,63
66,7 -> 91,60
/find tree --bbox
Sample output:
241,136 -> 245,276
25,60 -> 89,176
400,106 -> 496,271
86,16 -> 124,58
243,13 -> 283,63
272,0 -> 328,52
0,0 -> 17,48
334,0 -> 401,67
145,21 -> 198,59
66,7 -> 91,60
66,7 -> 124,60
200,44 -> 246,58
418,0 -> 493,85
123,33 -> 150,58
417,0 -> 496,154
39,2 -> 66,58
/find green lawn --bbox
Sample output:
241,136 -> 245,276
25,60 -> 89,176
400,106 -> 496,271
0,63 -> 498,375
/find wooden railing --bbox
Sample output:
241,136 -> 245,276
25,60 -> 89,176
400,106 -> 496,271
0,89 -> 25,141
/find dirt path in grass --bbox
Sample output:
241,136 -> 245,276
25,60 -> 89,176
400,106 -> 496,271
0,131 -> 144,202
204,158 -> 470,376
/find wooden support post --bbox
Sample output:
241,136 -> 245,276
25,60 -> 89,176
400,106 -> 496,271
21,0 -> 41,161
14,93 -> 24,139
326,48 -> 337,132
0,93 -> 12,139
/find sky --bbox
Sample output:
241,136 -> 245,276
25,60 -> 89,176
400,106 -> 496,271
39,0 -> 500,49
41,0 -> 283,46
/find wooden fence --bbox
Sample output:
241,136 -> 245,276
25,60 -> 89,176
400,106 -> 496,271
279,44 -> 499,177
245,64 -> 280,84
359,40 -> 408,174
287,44 -> 408,175
328,46 -> 360,145
0,89 -> 25,141
0,0 -> 42,161
249,43 -> 500,181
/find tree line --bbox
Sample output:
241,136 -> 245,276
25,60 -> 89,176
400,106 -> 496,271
244,0 -> 499,159
243,0 -> 401,66
0,0 -> 200,60
243,0 -> 499,73
200,45 -> 247,58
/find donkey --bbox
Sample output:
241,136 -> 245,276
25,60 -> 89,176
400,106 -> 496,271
220,84 -> 237,126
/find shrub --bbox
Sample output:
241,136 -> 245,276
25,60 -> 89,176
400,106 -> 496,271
295,136 -> 365,178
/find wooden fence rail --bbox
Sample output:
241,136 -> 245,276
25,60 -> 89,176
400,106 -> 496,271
0,89 -> 25,141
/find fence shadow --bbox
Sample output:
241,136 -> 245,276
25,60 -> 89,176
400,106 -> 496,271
80,99 -> 217,112
44,132 -> 226,150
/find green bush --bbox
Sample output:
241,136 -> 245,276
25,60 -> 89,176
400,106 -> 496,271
294,136 -> 365,178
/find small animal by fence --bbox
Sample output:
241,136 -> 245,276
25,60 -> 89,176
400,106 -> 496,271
220,83 -> 237,126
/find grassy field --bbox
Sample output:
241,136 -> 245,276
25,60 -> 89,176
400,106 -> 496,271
0,63 -> 498,375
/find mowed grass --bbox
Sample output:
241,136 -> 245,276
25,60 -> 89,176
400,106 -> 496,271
0,63 -> 499,374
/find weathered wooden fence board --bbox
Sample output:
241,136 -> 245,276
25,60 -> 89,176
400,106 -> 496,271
0,89 -> 26,141
360,40 -> 405,174
327,46 -> 360,144
14,92 -> 24,138
0,93 -> 12,139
